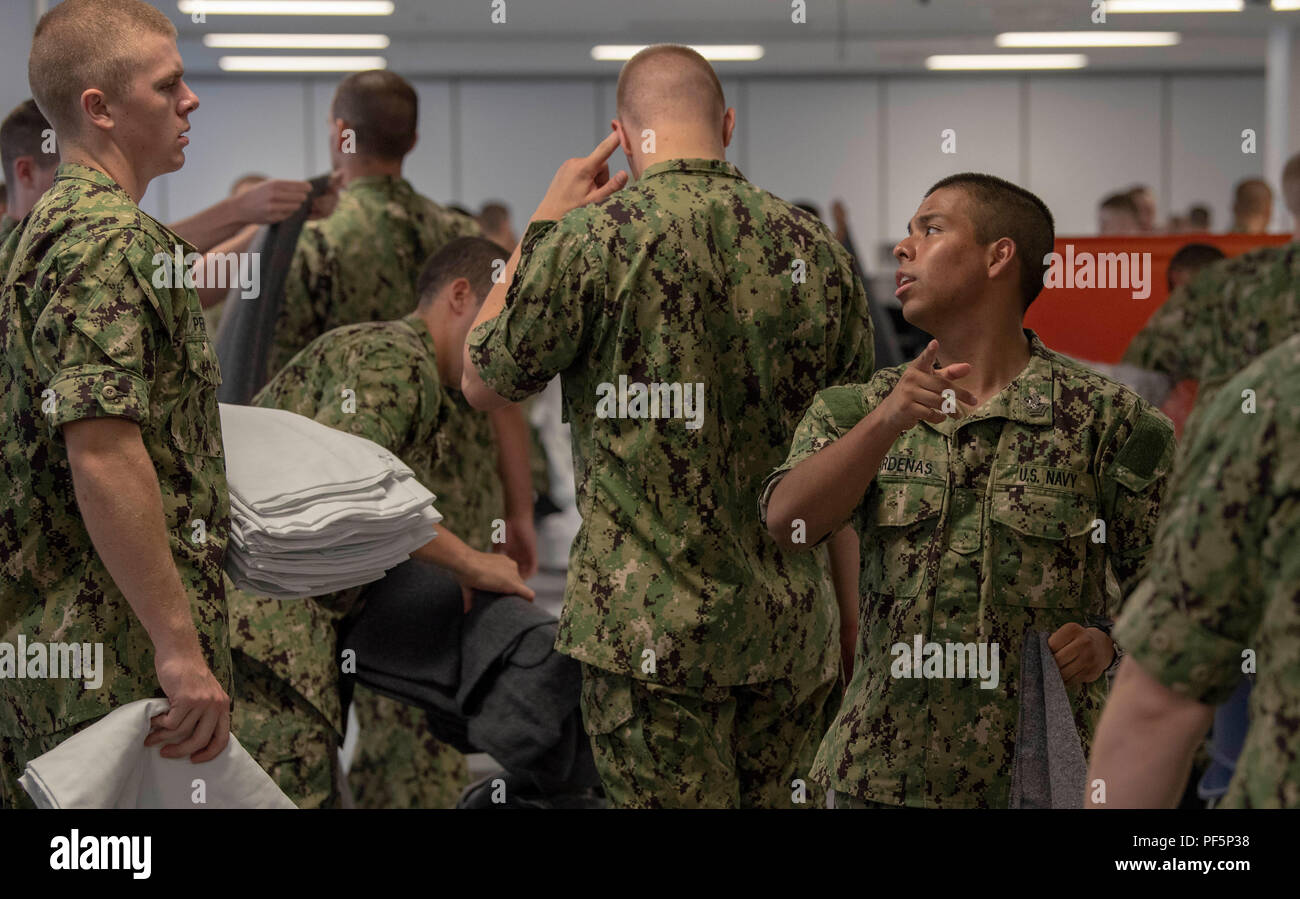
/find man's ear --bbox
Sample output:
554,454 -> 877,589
447,276 -> 473,315
987,237 -> 1017,281
611,118 -> 633,159
13,156 -> 34,188
722,107 -> 736,148
80,88 -> 113,134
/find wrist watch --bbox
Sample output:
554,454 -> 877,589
1088,622 -> 1123,675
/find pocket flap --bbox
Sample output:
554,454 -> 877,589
868,479 -> 945,528
990,486 -> 1096,539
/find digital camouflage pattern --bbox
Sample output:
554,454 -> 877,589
346,686 -> 468,809
230,312 -> 501,806
579,663 -> 838,808
1123,243 -> 1300,421
0,163 -> 232,741
762,333 -> 1175,808
268,175 -> 480,378
468,157 -> 874,689
1116,331 -> 1300,809
231,653 -> 332,809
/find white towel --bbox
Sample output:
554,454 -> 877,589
19,699 -> 297,809
219,403 -> 444,598
219,403 -> 415,512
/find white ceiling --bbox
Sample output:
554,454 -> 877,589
161,0 -> 1293,76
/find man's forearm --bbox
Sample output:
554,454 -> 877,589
1086,657 -> 1213,808
409,523 -> 472,573
66,425 -> 202,657
169,193 -> 246,254
489,404 -> 535,522
828,526 -> 861,627
768,408 -> 901,549
462,239 -> 525,409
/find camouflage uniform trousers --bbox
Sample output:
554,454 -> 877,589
579,663 -> 841,809
347,684 -> 468,809
232,652 -> 338,810
0,719 -> 98,810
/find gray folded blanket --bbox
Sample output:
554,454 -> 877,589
1009,630 -> 1087,808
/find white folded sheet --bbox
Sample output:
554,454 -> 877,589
19,698 -> 297,809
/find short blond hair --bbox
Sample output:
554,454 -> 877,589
29,0 -> 177,137
616,44 -> 725,129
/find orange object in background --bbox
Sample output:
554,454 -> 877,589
1025,232 -> 1290,436
1025,232 -> 1293,364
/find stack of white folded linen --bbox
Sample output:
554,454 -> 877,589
219,403 -> 441,599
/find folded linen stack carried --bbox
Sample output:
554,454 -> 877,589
219,403 -> 441,599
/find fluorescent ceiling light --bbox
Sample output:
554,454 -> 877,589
204,34 -> 390,48
926,54 -> 1088,70
1103,1 -> 1243,12
591,44 -> 765,61
219,55 -> 387,71
997,31 -> 1180,47
1272,0 -> 1300,9
179,1 -> 394,15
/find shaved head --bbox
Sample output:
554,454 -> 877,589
29,0 -> 177,138
616,45 -> 725,131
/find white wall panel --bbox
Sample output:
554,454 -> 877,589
1026,76 -> 1162,236
746,77 -> 882,257
458,79 -> 599,224
1169,75 -> 1267,233
153,78 -> 312,222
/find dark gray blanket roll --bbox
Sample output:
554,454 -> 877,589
340,558 -> 599,793
1009,630 -> 1087,809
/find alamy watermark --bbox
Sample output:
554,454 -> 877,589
1043,244 -> 1151,300
152,245 -> 260,299
0,637 -> 104,689
890,635 -> 1000,689
595,375 -> 704,430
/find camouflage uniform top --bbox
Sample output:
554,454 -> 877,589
0,163 -> 231,739
229,313 -> 503,730
0,215 -> 17,246
761,332 -> 1175,808
468,157 -> 874,688
1116,332 -> 1300,808
269,175 -> 481,378
1123,243 -> 1299,414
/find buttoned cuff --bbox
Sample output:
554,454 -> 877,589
43,365 -> 150,438
1114,578 -> 1243,706
465,320 -> 547,402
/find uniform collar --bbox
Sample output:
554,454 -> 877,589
53,162 -> 132,197
638,157 -> 745,183
401,311 -> 439,360
925,330 -> 1054,437
345,174 -> 413,196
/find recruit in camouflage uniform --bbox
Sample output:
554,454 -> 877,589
761,332 -> 1176,808
264,172 -> 482,807
1123,243 -> 1300,426
267,175 -> 481,379
1115,331 -> 1300,808
0,164 -> 232,808
468,157 -> 874,808
229,312 -> 503,807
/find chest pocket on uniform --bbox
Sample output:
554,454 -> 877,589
169,335 -> 224,457
860,479 -> 944,598
988,485 -> 1096,608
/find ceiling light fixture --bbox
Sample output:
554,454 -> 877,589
926,54 -> 1088,70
